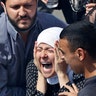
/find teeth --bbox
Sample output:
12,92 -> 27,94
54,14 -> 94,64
42,63 -> 47,64
41,62 -> 51,65
42,63 -> 52,69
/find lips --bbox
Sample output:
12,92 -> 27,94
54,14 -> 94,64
41,62 -> 54,78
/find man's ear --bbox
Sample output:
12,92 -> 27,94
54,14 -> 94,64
76,48 -> 86,61
0,2 -> 6,14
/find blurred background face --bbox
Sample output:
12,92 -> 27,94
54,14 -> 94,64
59,39 -> 84,74
5,0 -> 37,32
36,43 -> 56,78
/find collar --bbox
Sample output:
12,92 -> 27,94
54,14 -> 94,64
6,15 -> 18,41
47,75 -> 59,85
84,76 -> 96,87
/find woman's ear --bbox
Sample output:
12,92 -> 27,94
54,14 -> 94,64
0,2 -> 6,14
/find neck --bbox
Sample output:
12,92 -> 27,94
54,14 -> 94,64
19,31 -> 29,43
84,60 -> 96,79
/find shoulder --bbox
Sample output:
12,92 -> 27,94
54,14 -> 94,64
37,12 -> 67,29
26,60 -> 38,85
0,13 -> 9,43
26,60 -> 37,72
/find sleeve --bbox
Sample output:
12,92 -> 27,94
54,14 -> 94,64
26,60 -> 44,96
0,43 -> 25,96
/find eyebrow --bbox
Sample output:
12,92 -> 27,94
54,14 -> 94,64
58,48 -> 65,54
37,46 -> 53,50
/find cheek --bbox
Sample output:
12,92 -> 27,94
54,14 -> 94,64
48,54 -> 55,63
28,6 -> 37,17
64,55 -> 75,65
35,52 -> 41,59
6,9 -> 17,19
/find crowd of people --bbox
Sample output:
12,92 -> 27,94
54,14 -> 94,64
0,0 -> 96,96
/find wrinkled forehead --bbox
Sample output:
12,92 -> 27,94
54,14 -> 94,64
37,42 -> 53,48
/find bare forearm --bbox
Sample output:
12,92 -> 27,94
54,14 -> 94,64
57,73 -> 69,88
37,71 -> 47,94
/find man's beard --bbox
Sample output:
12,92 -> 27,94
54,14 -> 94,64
7,13 -> 36,33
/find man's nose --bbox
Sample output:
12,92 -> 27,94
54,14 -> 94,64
18,6 -> 27,16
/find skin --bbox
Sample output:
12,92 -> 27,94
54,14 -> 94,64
55,39 -> 80,96
58,83 -> 78,96
85,3 -> 96,23
59,39 -> 84,74
34,42 -> 69,94
34,43 -> 56,78
41,0 -> 48,4
58,38 -> 96,96
2,0 -> 37,32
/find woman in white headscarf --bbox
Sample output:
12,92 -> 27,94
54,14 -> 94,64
26,27 -> 85,96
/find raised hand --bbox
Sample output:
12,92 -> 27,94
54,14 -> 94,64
33,41 -> 41,72
85,3 -> 96,23
58,83 -> 78,96
54,41 -> 69,87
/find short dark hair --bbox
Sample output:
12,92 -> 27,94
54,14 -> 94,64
60,20 -> 96,59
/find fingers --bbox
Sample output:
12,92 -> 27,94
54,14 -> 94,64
33,41 -> 41,71
54,41 -> 59,59
41,0 -> 48,4
58,84 -> 78,96
59,91 -> 77,96
85,3 -> 96,15
64,84 -> 74,93
63,83 -> 78,93
33,41 -> 37,58
86,3 -> 96,8
59,91 -> 72,96
58,92 -> 67,96
72,83 -> 79,93
54,41 -> 64,63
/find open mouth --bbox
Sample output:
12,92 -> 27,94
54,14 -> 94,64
42,63 -> 52,69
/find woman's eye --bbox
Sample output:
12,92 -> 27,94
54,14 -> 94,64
48,50 -> 54,53
37,48 -> 42,52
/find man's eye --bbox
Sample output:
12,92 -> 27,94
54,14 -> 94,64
12,6 -> 20,10
48,50 -> 54,53
24,4 -> 32,9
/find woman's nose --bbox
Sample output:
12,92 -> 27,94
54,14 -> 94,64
41,50 -> 48,58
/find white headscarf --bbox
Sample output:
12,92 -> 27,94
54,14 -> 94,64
37,27 -> 63,47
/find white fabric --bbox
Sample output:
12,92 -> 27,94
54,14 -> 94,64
37,27 -> 63,47
47,75 -> 59,85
